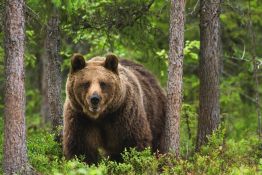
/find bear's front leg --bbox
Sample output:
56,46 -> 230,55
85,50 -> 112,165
63,103 -> 101,164
63,117 -> 101,164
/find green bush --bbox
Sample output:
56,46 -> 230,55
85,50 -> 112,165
104,148 -> 159,175
0,116 -> 261,175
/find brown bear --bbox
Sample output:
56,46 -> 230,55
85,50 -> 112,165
63,53 -> 166,164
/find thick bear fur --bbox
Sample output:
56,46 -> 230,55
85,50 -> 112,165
63,53 -> 166,164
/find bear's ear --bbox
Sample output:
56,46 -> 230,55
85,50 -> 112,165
71,53 -> 86,73
104,54 -> 119,74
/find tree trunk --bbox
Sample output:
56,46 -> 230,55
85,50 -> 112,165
3,0 -> 28,173
45,13 -> 63,140
40,42 -> 51,124
162,0 -> 185,156
196,0 -> 221,150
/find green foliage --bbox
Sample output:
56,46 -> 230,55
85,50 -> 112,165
180,103 -> 198,156
52,159 -> 107,175
0,0 -> 261,174
26,89 -> 41,121
27,130 -> 62,173
0,116 -> 261,174
121,148 -> 158,174
103,148 -> 159,175
160,128 -> 261,175
184,40 -> 200,62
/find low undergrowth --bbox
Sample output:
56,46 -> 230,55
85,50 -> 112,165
26,127 -> 262,174
0,117 -> 261,175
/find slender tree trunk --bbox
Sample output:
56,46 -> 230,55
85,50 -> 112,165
46,13 -> 63,140
40,43 -> 51,124
196,0 -> 221,150
162,0 -> 185,156
3,0 -> 28,173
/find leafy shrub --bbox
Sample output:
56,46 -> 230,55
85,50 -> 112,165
157,127 -> 261,175
104,148 -> 159,175
0,116 -> 261,175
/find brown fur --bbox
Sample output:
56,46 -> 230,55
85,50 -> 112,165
63,53 -> 166,164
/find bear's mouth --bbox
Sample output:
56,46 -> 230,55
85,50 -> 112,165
89,106 -> 100,113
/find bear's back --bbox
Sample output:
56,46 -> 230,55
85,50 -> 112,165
120,59 -> 166,152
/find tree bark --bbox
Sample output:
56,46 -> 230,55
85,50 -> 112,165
196,0 -> 221,150
3,0 -> 28,173
45,13 -> 63,139
162,0 -> 185,156
40,42 -> 51,124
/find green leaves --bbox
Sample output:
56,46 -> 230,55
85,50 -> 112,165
51,0 -> 62,8
184,40 -> 200,61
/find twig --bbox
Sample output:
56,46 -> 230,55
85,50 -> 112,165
187,0 -> 199,16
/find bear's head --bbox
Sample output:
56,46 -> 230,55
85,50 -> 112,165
67,53 -> 123,120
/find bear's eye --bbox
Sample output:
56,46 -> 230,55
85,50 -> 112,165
99,81 -> 107,90
81,82 -> 90,89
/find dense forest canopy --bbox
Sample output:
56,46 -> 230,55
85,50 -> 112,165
0,0 -> 261,174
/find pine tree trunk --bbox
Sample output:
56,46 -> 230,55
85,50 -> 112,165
40,42 -> 51,124
196,0 -> 221,150
3,0 -> 28,173
46,14 -> 63,140
162,0 -> 185,156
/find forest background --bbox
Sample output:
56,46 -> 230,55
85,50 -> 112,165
0,0 -> 261,174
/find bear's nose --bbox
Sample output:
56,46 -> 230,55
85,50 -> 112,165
90,94 -> 100,106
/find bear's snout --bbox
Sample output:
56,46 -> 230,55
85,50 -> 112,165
90,93 -> 101,106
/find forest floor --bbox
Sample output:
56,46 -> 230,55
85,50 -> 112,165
0,117 -> 261,175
